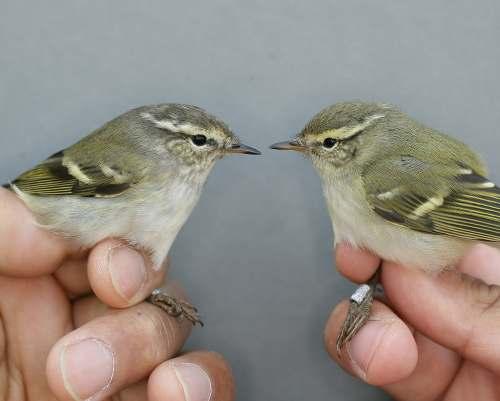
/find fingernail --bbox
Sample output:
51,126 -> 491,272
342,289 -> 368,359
108,245 -> 146,301
173,363 -> 213,401
61,339 -> 115,401
348,319 -> 393,380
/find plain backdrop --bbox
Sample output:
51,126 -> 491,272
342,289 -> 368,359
1,1 -> 499,400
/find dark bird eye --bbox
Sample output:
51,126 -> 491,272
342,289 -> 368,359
322,137 -> 337,148
191,135 -> 207,146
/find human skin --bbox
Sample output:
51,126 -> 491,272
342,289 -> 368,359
0,187 -> 235,401
327,242 -> 500,400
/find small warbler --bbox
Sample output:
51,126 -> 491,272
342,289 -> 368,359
3,103 -> 260,324
271,101 -> 500,353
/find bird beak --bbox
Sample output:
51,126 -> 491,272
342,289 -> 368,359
269,139 -> 306,152
227,143 -> 261,155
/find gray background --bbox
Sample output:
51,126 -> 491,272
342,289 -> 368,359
1,1 -> 499,400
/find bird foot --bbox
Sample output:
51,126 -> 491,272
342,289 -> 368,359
336,270 -> 380,356
147,289 -> 204,327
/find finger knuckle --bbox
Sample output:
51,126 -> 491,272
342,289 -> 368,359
133,306 -> 179,360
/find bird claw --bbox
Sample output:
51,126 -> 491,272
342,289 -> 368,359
147,290 -> 204,327
336,269 -> 380,356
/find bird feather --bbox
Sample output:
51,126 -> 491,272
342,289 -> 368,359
8,150 -> 137,198
363,156 -> 500,242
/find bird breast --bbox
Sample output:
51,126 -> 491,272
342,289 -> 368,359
128,173 -> 207,266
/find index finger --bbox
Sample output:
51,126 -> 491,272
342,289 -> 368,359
381,259 -> 500,374
0,187 -> 78,276
335,243 -> 381,283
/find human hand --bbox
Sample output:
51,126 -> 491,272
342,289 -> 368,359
325,242 -> 500,400
0,187 -> 235,401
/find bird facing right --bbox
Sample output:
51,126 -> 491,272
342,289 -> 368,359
271,101 -> 500,353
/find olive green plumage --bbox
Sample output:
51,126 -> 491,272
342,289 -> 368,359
282,101 -> 500,243
363,155 -> 500,242
4,103 -> 260,267
8,104 -> 237,199
272,101 -> 499,273
274,101 -> 500,353
357,105 -> 499,242
10,150 -> 137,197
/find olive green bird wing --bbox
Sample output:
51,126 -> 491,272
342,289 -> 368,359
6,150 -> 140,198
362,156 -> 500,242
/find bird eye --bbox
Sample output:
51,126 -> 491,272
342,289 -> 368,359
322,137 -> 337,149
191,135 -> 207,146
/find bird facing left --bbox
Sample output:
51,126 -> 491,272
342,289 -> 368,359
2,103 -> 261,324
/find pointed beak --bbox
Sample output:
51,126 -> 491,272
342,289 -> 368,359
227,143 -> 261,155
269,139 -> 306,152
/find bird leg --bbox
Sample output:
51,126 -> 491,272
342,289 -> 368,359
336,268 -> 381,356
147,288 -> 204,327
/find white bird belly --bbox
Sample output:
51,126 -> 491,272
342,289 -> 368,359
14,176 -> 204,267
322,178 -> 470,272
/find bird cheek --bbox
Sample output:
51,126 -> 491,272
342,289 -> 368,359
330,145 -> 356,167
170,141 -> 188,155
